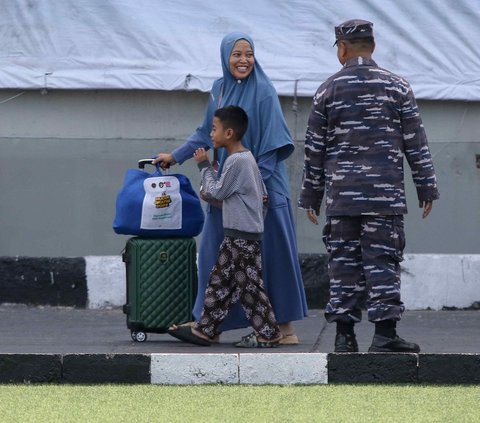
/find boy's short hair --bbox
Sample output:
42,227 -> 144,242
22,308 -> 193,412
214,106 -> 248,140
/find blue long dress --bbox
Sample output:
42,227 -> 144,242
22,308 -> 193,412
171,32 -> 307,330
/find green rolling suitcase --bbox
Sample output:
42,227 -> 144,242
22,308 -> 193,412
122,237 -> 198,342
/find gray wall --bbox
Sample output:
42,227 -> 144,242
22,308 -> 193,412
0,89 -> 478,256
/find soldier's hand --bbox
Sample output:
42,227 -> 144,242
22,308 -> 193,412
420,200 -> 433,219
307,209 -> 319,225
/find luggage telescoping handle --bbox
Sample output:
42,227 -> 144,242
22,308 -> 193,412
138,159 -> 169,174
138,159 -> 156,169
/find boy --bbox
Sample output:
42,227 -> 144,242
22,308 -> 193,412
168,105 -> 282,347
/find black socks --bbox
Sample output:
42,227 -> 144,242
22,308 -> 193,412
375,319 -> 397,338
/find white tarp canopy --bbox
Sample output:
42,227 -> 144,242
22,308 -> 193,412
1,0 -> 479,100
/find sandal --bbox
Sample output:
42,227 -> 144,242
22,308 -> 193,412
182,321 -> 220,343
279,334 -> 299,345
233,331 -> 280,348
167,325 -> 212,346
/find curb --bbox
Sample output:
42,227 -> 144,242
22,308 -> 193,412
0,257 -> 87,307
1,254 -> 480,310
1,353 -> 479,385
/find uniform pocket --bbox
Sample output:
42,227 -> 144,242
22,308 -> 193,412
322,218 -> 332,253
391,215 -> 405,262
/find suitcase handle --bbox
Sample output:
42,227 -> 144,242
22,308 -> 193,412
138,159 -> 169,174
138,159 -> 156,169
122,251 -> 129,263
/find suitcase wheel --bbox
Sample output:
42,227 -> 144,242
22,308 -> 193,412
131,330 -> 147,343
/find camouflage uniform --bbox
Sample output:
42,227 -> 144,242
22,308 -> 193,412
298,46 -> 440,324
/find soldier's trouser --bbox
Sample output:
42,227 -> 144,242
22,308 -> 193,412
323,215 -> 406,323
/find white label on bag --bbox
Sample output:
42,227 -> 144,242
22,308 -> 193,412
140,176 -> 182,230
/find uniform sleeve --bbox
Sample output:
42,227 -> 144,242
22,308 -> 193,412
298,86 -> 329,212
401,87 -> 440,201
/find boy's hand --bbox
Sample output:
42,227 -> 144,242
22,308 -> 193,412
193,148 -> 209,164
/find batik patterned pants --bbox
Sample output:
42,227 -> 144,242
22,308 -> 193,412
323,215 -> 406,323
196,236 -> 280,340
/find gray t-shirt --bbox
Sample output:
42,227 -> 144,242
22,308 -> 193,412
199,150 -> 267,240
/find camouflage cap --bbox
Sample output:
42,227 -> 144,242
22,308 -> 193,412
334,19 -> 373,45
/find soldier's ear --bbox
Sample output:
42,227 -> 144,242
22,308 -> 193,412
336,41 -> 348,64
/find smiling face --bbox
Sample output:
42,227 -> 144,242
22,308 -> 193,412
228,39 -> 254,80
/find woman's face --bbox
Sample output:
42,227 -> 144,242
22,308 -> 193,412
229,39 -> 254,80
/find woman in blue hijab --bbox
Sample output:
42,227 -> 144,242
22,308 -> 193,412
154,32 -> 307,343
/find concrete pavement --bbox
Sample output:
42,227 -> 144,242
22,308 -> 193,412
0,304 -> 479,384
0,305 -> 479,354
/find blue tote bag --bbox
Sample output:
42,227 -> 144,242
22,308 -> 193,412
113,161 -> 204,238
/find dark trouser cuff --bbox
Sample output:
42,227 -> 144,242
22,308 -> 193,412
336,322 -> 355,334
375,319 -> 397,337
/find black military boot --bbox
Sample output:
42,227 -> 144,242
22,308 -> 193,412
334,322 -> 359,353
368,334 -> 420,352
368,320 -> 420,353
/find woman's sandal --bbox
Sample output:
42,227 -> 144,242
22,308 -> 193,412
279,334 -> 299,345
233,331 -> 281,348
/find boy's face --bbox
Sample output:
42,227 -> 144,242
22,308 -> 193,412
210,117 -> 231,149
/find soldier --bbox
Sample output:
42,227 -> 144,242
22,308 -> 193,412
298,19 -> 440,352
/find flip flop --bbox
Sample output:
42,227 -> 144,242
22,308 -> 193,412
233,331 -> 280,348
168,325 -> 211,346
182,321 -> 220,343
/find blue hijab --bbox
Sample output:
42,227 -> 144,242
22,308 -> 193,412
179,32 -> 294,196
214,32 -> 294,161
